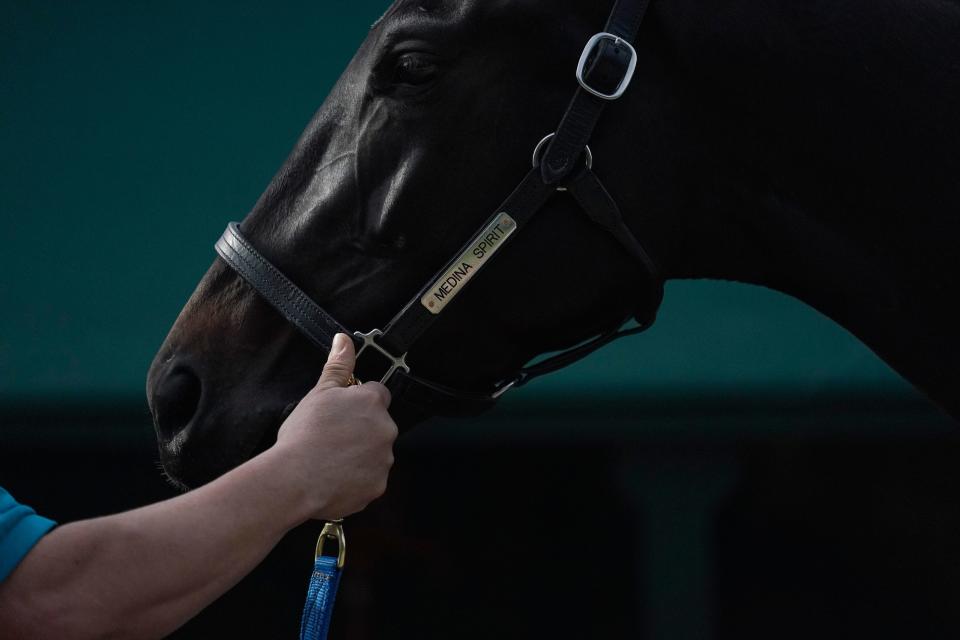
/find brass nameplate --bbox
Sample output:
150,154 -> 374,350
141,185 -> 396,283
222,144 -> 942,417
421,213 -> 517,314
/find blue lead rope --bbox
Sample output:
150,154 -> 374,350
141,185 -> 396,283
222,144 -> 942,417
300,521 -> 346,640
299,556 -> 342,639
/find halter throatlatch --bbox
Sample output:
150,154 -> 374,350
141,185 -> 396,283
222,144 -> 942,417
215,0 -> 663,418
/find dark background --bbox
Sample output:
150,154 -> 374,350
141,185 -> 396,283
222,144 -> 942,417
2,2 -> 958,638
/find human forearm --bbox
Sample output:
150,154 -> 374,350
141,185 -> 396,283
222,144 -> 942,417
0,447 -> 309,640
0,334 -> 396,639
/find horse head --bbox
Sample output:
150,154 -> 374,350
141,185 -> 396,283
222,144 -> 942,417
147,0 -> 665,488
148,0 -> 960,489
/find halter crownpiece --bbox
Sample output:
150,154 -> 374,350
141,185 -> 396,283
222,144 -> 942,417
215,0 -> 663,419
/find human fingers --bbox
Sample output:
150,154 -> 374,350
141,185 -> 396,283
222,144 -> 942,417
314,333 -> 356,391
358,381 -> 392,408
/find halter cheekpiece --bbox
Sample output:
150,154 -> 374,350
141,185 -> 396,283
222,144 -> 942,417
215,0 -> 663,418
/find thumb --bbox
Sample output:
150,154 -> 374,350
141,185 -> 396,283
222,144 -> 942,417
315,333 -> 356,391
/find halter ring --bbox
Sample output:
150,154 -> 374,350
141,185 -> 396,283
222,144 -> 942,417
531,133 -> 593,191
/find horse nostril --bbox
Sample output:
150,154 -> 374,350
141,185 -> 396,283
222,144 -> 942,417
152,365 -> 203,442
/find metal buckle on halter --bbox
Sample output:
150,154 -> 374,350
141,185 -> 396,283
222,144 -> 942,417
353,329 -> 410,385
576,32 -> 638,101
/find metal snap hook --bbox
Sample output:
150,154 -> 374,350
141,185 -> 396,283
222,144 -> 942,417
315,519 -> 346,569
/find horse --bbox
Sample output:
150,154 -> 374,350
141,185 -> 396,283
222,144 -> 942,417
147,0 -> 960,489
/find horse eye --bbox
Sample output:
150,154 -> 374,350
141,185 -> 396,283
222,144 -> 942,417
392,52 -> 439,86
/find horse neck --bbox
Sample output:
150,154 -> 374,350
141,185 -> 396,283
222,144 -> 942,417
607,0 -> 960,416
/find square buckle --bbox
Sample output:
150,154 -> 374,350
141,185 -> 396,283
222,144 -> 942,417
353,329 -> 410,385
576,32 -> 638,101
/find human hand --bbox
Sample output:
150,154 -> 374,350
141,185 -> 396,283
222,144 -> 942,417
269,333 -> 397,521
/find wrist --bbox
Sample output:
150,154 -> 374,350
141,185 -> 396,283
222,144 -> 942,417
256,443 -> 332,526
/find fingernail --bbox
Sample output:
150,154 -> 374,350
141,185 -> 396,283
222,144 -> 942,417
331,333 -> 348,358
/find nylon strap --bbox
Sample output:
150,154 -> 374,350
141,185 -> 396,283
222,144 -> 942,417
375,0 -> 655,356
567,167 -> 660,280
299,556 -> 342,640
540,0 -> 652,185
216,222 -> 351,350
512,320 -> 652,389
566,167 -> 664,323
375,168 -> 554,357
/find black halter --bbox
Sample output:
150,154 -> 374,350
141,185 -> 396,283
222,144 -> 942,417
215,0 -> 663,418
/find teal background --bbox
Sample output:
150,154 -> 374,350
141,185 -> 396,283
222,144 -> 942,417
0,0 -> 913,405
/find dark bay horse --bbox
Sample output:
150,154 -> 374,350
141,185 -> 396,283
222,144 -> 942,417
147,0 -> 960,488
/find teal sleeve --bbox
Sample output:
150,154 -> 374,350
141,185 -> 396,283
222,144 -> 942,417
0,486 -> 56,583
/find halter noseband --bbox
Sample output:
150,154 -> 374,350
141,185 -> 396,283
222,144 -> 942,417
215,0 -> 663,418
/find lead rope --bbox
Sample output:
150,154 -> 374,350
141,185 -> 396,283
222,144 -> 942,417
300,520 -> 346,640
